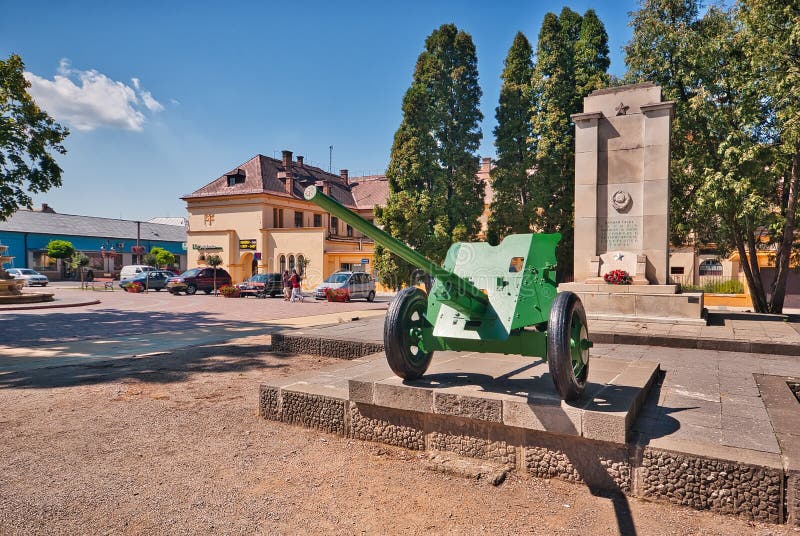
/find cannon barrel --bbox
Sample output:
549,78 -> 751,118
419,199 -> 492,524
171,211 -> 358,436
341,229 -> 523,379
303,185 -> 489,317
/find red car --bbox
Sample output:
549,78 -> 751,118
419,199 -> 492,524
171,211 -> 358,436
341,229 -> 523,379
167,268 -> 232,295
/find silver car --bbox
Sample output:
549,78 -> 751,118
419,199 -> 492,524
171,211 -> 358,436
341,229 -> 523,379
313,271 -> 376,302
6,268 -> 49,286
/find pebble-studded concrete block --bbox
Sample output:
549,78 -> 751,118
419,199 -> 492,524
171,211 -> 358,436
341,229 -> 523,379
320,338 -> 364,359
348,402 -> 425,450
640,448 -> 783,523
258,385 -> 280,421
524,445 -> 631,493
361,342 -> 385,356
279,390 -> 346,435
271,334 -> 321,356
428,430 -> 516,467
434,393 -> 503,422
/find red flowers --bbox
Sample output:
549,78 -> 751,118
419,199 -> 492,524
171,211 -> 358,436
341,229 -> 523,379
603,269 -> 632,285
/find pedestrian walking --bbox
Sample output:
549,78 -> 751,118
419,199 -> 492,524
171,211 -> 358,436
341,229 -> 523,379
290,270 -> 304,302
282,270 -> 291,301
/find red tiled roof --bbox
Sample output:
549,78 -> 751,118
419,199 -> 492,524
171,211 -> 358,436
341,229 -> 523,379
182,154 -> 373,208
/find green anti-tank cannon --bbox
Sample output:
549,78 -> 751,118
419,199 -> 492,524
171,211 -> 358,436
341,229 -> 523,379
304,185 -> 592,401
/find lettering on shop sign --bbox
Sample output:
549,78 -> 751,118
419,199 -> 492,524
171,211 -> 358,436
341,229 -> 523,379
239,239 -> 257,250
599,219 -> 639,250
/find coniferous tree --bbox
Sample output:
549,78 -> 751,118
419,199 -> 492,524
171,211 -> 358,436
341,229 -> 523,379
487,32 -> 535,245
376,24 -> 484,288
529,8 -> 610,280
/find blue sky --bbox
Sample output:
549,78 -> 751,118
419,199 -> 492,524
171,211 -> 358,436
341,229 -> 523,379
1,1 -> 640,221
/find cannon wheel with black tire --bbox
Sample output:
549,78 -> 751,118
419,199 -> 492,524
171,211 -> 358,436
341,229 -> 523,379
384,287 -> 434,379
546,291 -> 590,401
185,284 -> 197,295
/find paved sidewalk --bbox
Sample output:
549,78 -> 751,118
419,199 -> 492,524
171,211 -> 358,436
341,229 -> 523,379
0,309 -> 386,374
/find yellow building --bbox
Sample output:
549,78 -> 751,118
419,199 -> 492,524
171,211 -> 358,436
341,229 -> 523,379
182,151 -> 388,288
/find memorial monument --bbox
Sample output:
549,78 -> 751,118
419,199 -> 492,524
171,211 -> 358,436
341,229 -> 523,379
560,83 -> 705,324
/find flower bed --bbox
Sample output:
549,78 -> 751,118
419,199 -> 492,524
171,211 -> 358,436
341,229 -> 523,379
603,269 -> 632,285
124,282 -> 144,293
219,284 -> 240,298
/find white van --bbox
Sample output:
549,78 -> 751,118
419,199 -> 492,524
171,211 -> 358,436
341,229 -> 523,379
119,265 -> 156,281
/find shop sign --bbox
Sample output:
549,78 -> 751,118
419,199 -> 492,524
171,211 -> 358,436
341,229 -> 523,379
361,258 -> 370,264
192,244 -> 223,251
239,239 -> 257,250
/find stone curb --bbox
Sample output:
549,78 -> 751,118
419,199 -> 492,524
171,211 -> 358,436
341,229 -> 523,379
272,331 -> 800,358
0,299 -> 101,312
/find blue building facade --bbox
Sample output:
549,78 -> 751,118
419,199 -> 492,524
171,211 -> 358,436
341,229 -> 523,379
0,208 -> 186,279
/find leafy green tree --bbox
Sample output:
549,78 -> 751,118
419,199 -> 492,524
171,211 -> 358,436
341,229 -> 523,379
376,24 -> 484,288
487,32 -> 535,245
625,0 -> 799,313
0,54 -> 69,221
68,251 -> 90,286
46,240 -> 74,276
738,0 -> 800,313
206,253 -> 222,295
529,8 -> 610,280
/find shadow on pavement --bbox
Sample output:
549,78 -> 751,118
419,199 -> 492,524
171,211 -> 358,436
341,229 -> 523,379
0,339 -> 289,390
0,308 -> 248,347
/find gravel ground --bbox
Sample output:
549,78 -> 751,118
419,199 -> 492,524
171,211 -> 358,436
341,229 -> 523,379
0,336 -> 796,535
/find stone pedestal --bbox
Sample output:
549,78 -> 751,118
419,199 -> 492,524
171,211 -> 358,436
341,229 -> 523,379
559,282 -> 705,325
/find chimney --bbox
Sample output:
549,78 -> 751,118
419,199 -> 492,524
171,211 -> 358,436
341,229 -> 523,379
282,150 -> 294,194
297,155 -> 304,166
340,169 -> 349,183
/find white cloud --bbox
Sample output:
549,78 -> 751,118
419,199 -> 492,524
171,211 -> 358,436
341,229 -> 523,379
24,59 -> 165,132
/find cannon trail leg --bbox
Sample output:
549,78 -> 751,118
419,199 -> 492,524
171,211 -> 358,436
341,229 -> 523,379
384,287 -> 433,379
547,291 -> 590,401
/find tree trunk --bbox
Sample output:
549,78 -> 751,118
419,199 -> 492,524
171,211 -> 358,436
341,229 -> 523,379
767,147 -> 800,314
734,220 -> 768,313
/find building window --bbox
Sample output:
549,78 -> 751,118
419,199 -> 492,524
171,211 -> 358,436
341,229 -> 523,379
273,208 -> 284,228
279,255 -> 286,273
699,259 -> 723,276
670,266 -> 685,275
294,211 -> 303,228
33,251 -> 56,272
288,255 -> 295,272
331,217 -> 338,235
227,175 -> 244,186
297,255 -> 305,276
346,224 -> 353,237
313,214 -> 322,227
340,262 -> 353,271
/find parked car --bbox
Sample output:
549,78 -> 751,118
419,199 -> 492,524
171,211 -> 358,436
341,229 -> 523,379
118,270 -> 176,291
236,273 -> 283,298
119,265 -> 156,281
6,268 -> 49,286
313,271 -> 376,302
167,268 -> 232,295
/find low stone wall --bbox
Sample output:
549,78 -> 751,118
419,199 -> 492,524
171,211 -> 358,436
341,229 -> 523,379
271,333 -> 384,359
258,384 -> 786,524
272,331 -> 800,358
639,448 -> 783,522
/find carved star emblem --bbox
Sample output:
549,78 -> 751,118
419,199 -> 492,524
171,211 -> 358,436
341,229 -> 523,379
615,102 -> 629,116
614,252 -> 624,261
